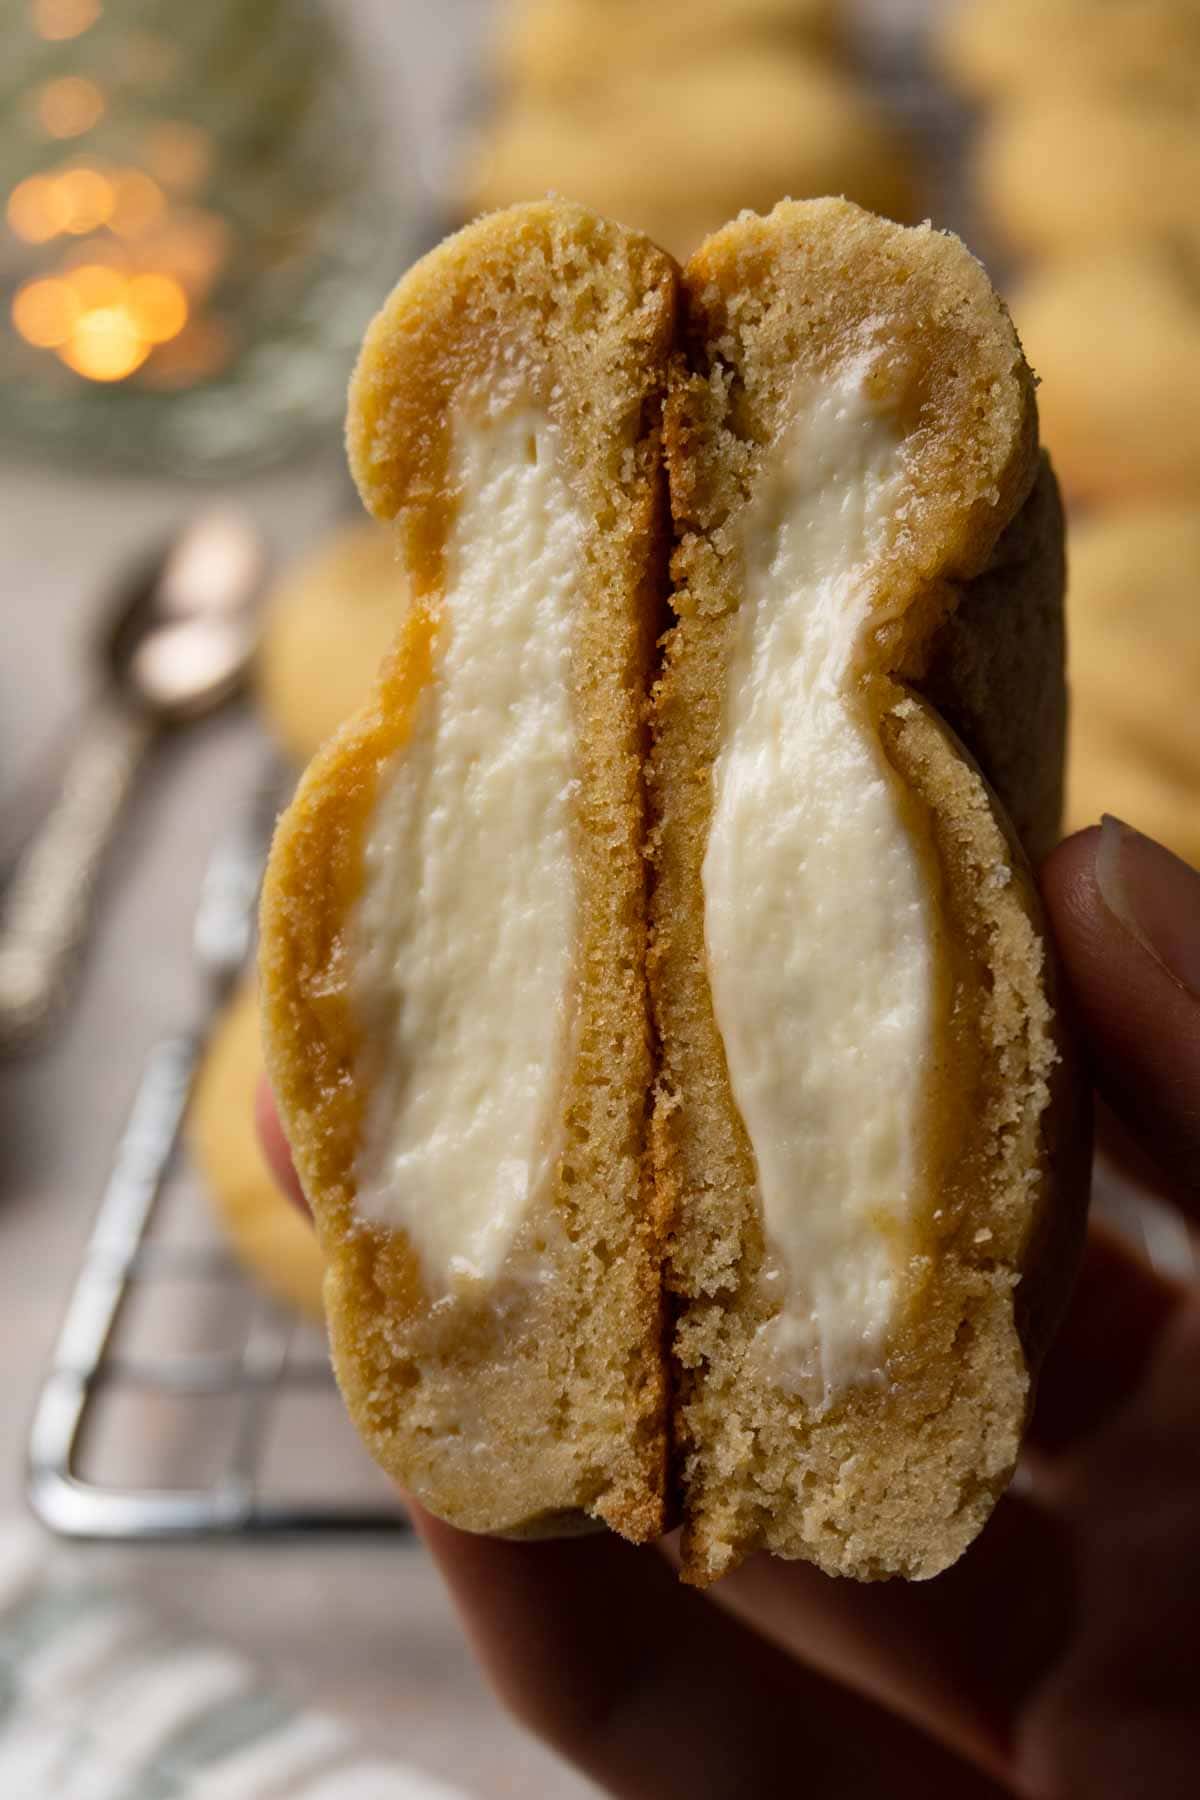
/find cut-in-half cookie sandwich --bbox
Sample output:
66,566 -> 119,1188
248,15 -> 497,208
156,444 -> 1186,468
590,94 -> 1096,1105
650,198 -> 1087,1585
259,201 -> 677,1542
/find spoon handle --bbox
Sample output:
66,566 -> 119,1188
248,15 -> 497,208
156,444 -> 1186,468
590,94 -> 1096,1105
0,700 -> 154,1051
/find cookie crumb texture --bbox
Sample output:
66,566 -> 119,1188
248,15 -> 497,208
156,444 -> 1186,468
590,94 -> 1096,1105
259,202 -> 677,1544
650,200 -> 1084,1583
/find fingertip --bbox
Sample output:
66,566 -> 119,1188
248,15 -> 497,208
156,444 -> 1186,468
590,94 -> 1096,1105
254,1075 -> 309,1215
1040,825 -> 1102,935
1040,824 -> 1200,1209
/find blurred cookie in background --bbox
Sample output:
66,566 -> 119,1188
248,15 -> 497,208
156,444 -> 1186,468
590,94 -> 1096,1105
936,0 -> 1200,102
461,51 -> 919,262
496,0 -> 840,100
257,519 -> 409,766
1066,504 -> 1200,868
188,979 -> 326,1321
974,89 -> 1200,261
1013,240 -> 1200,504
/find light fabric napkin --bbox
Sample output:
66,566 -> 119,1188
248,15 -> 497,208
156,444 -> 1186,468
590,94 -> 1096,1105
0,1525 -> 471,1800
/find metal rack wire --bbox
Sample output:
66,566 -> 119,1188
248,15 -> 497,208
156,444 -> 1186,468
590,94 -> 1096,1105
27,755 -> 411,1540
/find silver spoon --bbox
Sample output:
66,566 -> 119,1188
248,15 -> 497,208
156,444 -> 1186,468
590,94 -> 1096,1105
0,509 -> 267,1051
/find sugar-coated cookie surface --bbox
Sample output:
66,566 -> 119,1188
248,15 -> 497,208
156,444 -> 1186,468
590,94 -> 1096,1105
1013,241 -> 1200,504
189,980 -> 326,1321
259,202 -> 676,1543
651,199 -> 1086,1583
461,51 -> 918,263
257,521 -> 410,766
1066,505 -> 1200,869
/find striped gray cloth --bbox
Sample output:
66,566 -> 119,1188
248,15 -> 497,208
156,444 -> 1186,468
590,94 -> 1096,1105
0,1526 -> 471,1799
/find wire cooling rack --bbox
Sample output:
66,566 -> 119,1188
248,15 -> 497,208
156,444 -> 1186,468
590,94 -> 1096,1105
27,756 -> 411,1541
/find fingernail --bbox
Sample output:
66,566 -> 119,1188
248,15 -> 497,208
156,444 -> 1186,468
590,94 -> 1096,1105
1095,815 -> 1200,1001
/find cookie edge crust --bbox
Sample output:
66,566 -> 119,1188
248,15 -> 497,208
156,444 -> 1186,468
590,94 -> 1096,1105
649,198 -> 1087,1583
260,201 -> 679,1544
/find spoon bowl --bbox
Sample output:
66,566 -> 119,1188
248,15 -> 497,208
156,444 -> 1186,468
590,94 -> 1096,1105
0,509 -> 267,1049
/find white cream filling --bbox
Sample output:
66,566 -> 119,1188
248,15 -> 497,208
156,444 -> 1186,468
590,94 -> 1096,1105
350,405 -> 580,1292
702,361 -> 934,1408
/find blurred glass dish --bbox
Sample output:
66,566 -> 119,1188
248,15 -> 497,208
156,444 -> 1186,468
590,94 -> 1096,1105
0,0 -> 416,475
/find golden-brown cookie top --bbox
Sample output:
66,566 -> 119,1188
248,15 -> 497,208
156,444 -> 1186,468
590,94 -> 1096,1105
975,89 -> 1200,260
937,0 -> 1200,100
496,0 -> 839,99
458,52 -> 919,263
1012,239 -> 1200,503
257,520 -> 410,766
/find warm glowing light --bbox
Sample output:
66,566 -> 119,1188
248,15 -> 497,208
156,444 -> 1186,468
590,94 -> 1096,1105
127,272 -> 187,344
109,168 -> 165,238
63,261 -> 125,308
11,277 -> 82,348
32,0 -> 101,39
6,173 -> 70,242
37,75 -> 105,138
143,122 -> 212,194
56,165 -> 113,232
59,306 -> 148,381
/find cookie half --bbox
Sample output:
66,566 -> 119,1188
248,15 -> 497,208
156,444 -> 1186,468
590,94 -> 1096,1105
650,199 -> 1085,1583
259,202 -> 677,1541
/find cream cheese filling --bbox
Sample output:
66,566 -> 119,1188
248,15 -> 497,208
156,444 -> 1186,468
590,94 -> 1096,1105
350,403 -> 580,1293
702,361 -> 934,1407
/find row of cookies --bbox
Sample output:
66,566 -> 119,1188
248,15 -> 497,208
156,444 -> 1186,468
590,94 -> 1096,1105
938,0 -> 1200,507
936,0 -> 1200,865
459,0 -> 922,261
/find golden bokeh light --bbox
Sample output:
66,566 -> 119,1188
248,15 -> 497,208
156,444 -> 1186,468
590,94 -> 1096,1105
56,165 -> 113,232
6,173 -> 70,243
11,277 -> 82,348
109,168 -> 166,238
32,0 -> 101,39
127,271 -> 187,343
63,261 -> 126,309
37,74 -> 106,138
58,305 -> 149,381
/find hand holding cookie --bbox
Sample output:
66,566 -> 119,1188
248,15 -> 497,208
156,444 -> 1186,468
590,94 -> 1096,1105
261,821 -> 1200,1799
